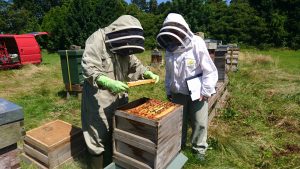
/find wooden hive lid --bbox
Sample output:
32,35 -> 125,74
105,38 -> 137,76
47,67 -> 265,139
24,120 -> 82,152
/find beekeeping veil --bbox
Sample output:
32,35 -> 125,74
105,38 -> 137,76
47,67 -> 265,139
104,15 -> 145,56
157,13 -> 193,52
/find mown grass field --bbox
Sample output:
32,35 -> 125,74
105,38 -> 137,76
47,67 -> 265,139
0,49 -> 299,169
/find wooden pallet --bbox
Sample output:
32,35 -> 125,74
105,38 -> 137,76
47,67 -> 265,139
64,84 -> 82,99
113,98 -> 183,169
0,143 -> 20,169
225,50 -> 239,72
65,83 -> 82,92
209,89 -> 229,123
226,64 -> 238,72
208,79 -> 229,123
22,120 -> 85,169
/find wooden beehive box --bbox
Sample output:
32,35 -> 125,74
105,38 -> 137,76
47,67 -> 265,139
215,45 -> 231,81
0,98 -> 24,168
206,42 -> 217,50
113,98 -> 183,169
208,49 -> 216,61
0,121 -> 23,150
151,49 -> 163,66
22,120 -> 85,169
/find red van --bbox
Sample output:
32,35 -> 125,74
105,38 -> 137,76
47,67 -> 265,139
0,32 -> 47,69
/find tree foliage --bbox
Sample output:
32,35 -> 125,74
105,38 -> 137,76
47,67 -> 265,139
1,0 -> 299,50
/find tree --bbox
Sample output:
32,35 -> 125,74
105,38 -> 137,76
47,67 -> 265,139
137,13 -> 164,48
41,0 -> 126,50
131,0 -> 147,11
126,3 -> 164,48
13,0 -> 65,23
148,0 -> 158,13
157,1 -> 171,15
94,0 -> 126,28
41,6 -> 69,50
207,1 -> 269,46
0,0 -> 40,34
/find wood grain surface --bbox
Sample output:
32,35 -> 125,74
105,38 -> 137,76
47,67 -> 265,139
24,120 -> 82,152
127,79 -> 156,87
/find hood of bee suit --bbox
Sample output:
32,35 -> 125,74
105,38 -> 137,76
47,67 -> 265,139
157,13 -> 194,53
104,15 -> 145,56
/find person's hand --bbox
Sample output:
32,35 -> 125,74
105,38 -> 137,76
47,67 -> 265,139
143,71 -> 159,83
96,76 -> 129,93
199,95 -> 208,102
167,95 -> 173,102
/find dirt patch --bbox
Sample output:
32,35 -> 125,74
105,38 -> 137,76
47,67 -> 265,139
265,89 -> 276,98
267,115 -> 299,133
244,130 -> 260,137
274,116 -> 299,132
267,114 -> 281,125
273,144 -> 300,157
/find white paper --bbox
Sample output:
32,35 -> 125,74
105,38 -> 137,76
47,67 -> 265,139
186,77 -> 202,101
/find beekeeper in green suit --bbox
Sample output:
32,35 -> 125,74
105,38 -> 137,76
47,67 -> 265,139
81,15 -> 159,169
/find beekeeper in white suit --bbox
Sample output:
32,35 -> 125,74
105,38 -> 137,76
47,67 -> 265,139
157,13 -> 218,160
81,15 -> 159,169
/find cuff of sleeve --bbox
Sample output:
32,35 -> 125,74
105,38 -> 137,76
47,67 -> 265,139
201,87 -> 216,98
200,91 -> 212,98
86,73 -> 106,89
166,89 -> 171,96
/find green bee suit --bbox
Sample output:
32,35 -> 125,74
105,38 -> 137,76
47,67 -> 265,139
81,15 -> 147,168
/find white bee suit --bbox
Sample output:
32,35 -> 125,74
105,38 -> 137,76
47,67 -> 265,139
162,13 -> 218,154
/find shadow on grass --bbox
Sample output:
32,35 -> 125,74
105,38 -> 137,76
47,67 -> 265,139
57,90 -> 82,99
59,149 -> 90,169
57,90 -> 68,98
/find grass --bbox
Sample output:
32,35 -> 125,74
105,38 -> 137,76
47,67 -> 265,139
1,49 -> 299,169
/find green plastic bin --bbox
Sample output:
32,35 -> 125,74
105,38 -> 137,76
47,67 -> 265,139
58,50 -> 84,91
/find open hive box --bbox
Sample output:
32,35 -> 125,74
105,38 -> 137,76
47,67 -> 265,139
21,120 -> 85,169
113,98 -> 183,169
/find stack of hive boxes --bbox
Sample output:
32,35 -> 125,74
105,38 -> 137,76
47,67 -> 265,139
205,39 -> 220,61
113,98 -> 183,169
151,48 -> 163,66
225,44 -> 239,72
0,98 -> 24,169
21,120 -> 86,169
215,45 -> 228,81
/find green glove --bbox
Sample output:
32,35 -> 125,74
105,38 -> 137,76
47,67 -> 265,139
96,75 -> 129,93
143,71 -> 159,83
